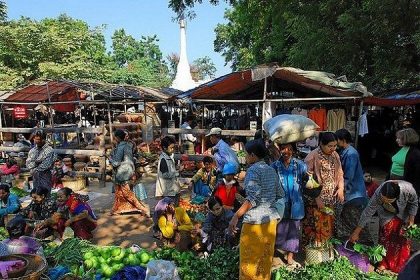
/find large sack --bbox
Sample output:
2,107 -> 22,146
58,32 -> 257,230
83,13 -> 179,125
263,114 -> 319,144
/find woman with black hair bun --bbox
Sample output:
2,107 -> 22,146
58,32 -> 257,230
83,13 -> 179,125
302,132 -> 344,246
350,181 -> 418,273
228,140 -> 285,280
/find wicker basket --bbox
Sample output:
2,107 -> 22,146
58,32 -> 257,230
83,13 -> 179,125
6,254 -> 47,280
305,245 -> 335,265
62,177 -> 86,191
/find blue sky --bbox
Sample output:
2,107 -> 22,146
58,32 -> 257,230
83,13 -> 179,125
4,0 -> 231,77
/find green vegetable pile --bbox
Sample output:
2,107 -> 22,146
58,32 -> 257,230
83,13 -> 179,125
82,246 -> 152,279
0,227 -> 9,240
403,224 -> 420,241
44,238 -> 95,269
272,257 -> 396,280
10,187 -> 29,198
353,244 -> 387,264
152,247 -> 239,280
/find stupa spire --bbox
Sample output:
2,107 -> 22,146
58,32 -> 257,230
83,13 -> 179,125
171,16 -> 196,91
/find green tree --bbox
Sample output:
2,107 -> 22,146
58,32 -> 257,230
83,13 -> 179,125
109,29 -> 170,87
214,0 -> 420,91
191,56 -> 216,80
0,14 -> 109,89
0,1 -> 6,22
0,14 -> 172,90
170,0 -> 419,91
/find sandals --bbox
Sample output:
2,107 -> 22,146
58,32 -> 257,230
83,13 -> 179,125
375,268 -> 397,276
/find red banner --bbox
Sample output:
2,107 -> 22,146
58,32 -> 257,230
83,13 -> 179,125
13,106 -> 28,119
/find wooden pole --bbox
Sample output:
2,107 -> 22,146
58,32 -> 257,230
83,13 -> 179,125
201,105 -> 205,154
107,99 -> 113,144
99,121 -> 106,188
45,82 -> 56,149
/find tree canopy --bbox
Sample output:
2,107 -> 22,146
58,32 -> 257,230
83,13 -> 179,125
169,0 -> 419,91
0,5 -> 218,91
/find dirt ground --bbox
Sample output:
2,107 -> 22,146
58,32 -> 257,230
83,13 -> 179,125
87,174 -> 160,249
86,166 -> 420,256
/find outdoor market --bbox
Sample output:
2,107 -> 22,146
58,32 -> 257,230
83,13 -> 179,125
0,1 -> 419,279
0,65 -> 418,280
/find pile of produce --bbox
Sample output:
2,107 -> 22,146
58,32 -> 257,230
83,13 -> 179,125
82,246 -> 152,279
41,240 -> 396,280
352,244 -> 387,264
272,257 -> 395,280
152,247 -> 239,280
44,238 -> 95,269
403,224 -> 420,241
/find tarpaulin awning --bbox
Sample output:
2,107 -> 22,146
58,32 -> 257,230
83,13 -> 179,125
364,88 -> 420,106
5,81 -> 80,112
178,64 -> 371,101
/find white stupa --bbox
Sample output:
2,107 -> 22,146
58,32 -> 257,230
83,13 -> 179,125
171,18 -> 198,91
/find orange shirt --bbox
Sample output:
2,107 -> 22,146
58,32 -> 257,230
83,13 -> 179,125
308,108 -> 327,131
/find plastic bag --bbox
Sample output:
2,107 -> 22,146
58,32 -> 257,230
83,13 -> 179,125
62,227 -> 74,240
263,114 -> 319,143
111,265 -> 146,280
145,260 -> 180,280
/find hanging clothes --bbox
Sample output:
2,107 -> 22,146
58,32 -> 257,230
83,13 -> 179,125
358,111 -> 369,137
308,107 -> 327,131
327,109 -> 346,131
291,108 -> 308,117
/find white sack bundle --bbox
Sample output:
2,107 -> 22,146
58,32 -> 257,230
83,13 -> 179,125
263,114 -> 319,144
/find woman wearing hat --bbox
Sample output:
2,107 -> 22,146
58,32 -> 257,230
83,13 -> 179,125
206,127 -> 240,178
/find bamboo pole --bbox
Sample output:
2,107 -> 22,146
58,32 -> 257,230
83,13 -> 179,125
0,146 -> 104,156
45,83 -> 56,149
99,121 -> 106,188
0,127 -> 102,134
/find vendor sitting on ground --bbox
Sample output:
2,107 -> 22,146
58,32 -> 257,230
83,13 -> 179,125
153,197 -> 193,251
19,187 -> 58,239
53,187 -> 97,240
0,183 -> 21,226
197,196 -> 236,252
0,216 -> 43,256
52,157 -> 73,189
0,158 -> 20,184
213,162 -> 244,211
0,216 -> 42,256
189,156 -> 217,197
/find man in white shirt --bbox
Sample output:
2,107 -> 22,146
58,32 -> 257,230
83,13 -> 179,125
180,116 -> 196,154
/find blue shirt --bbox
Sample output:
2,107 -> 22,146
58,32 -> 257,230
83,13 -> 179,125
0,193 -> 21,217
213,139 -> 239,172
339,145 -> 367,202
271,158 -> 307,219
243,161 -> 285,224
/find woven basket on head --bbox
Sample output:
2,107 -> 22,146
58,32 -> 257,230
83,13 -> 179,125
62,177 -> 86,191
6,254 -> 47,280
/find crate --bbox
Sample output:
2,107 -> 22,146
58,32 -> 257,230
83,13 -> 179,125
62,177 -> 86,191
